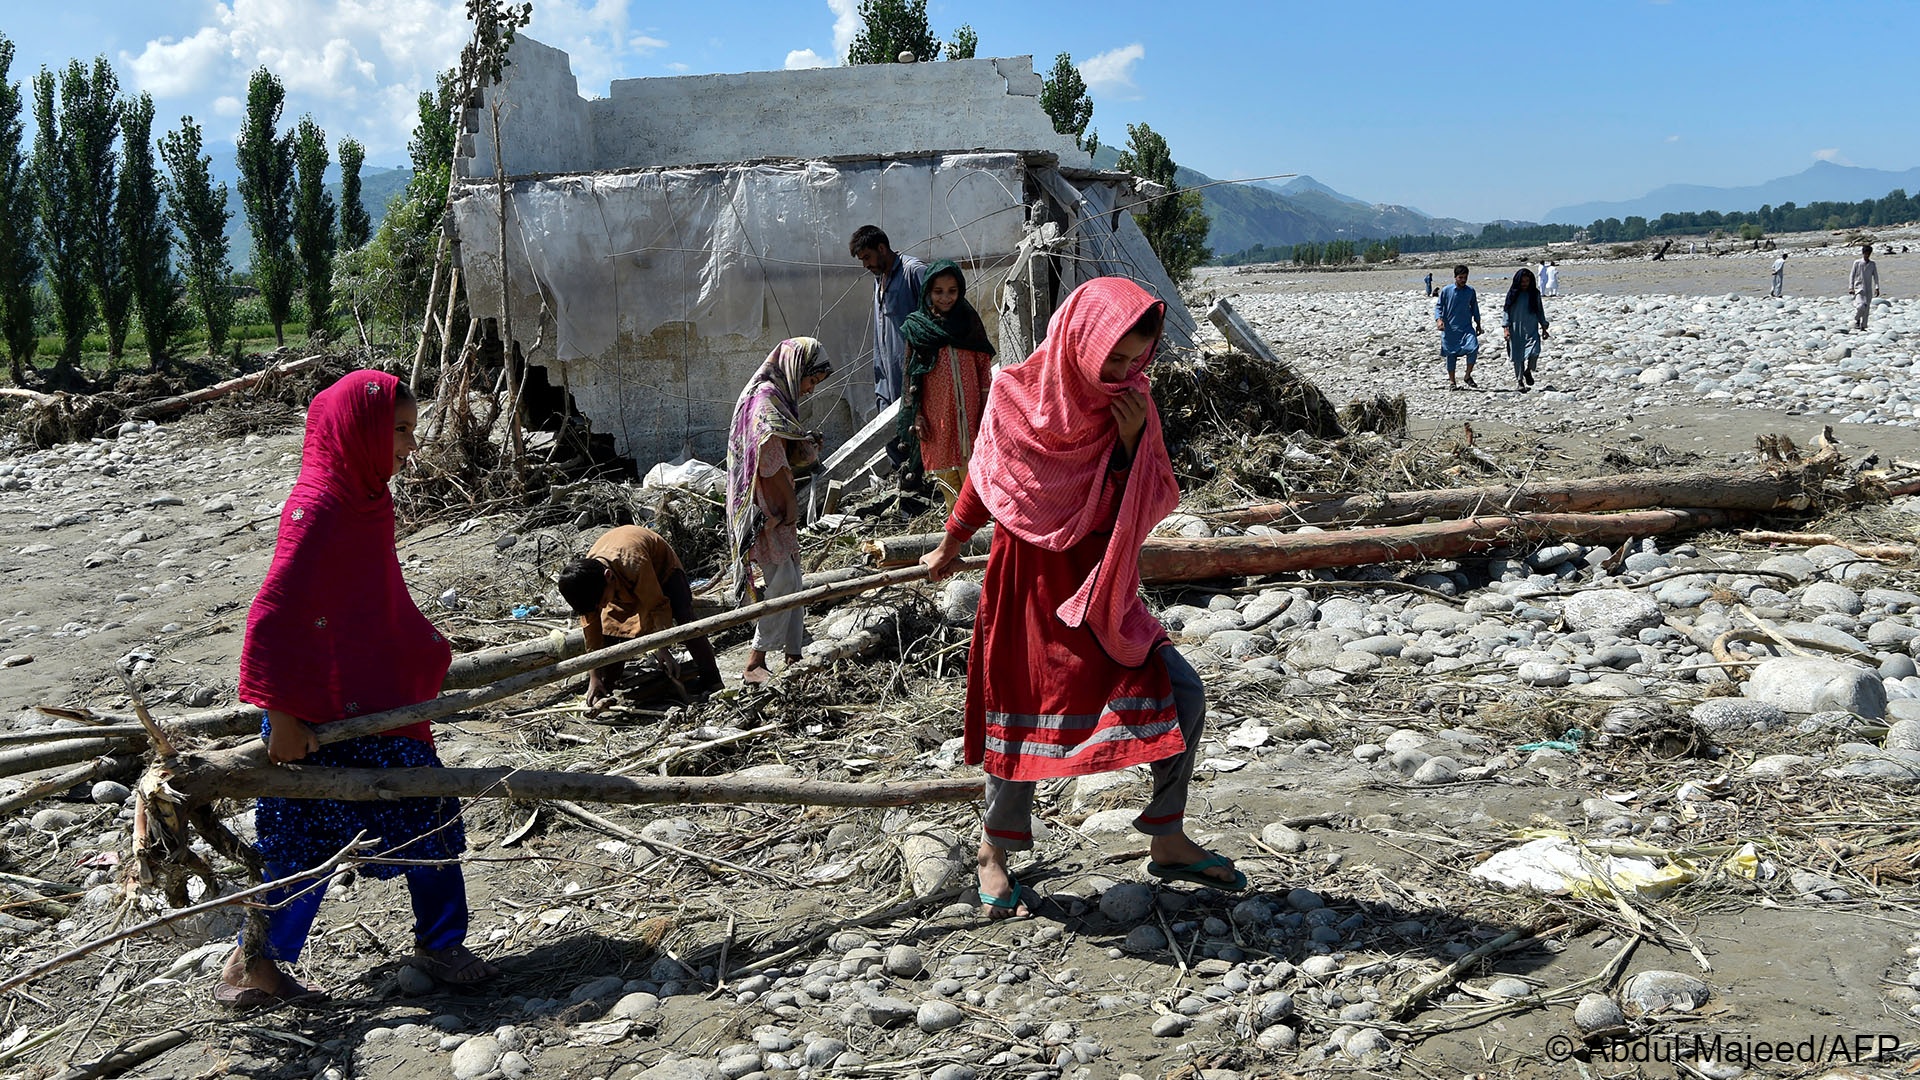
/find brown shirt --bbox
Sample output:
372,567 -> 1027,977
586,526 -> 683,639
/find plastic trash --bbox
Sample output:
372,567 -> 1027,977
1471,831 -> 1700,899
511,604 -> 541,620
1517,727 -> 1585,754
641,458 -> 727,496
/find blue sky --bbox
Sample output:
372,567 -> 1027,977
5,1 -> 1911,222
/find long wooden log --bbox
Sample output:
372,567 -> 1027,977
0,567 -> 891,785
1200,467 -> 1818,529
127,355 -> 324,420
170,559 -> 983,783
163,759 -> 982,807
869,510 -> 1736,583
1134,508 -> 1736,583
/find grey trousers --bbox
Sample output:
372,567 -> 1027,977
981,645 -> 1205,851
752,556 -> 809,655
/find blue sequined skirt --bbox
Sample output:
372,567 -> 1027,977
253,716 -> 467,880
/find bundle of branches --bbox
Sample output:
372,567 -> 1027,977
0,390 -> 121,448
1150,349 -> 1346,456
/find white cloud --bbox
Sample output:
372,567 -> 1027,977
666,62 -> 690,73
120,0 -> 472,160
829,0 -> 860,63
1813,147 -> 1851,164
1664,134 -> 1680,143
123,26 -> 231,99
786,49 -> 830,70
1079,43 -> 1145,100
116,0 -> 690,161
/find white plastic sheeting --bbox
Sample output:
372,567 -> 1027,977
451,154 -> 1031,467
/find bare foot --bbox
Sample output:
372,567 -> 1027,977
742,665 -> 773,685
1148,833 -> 1242,885
976,841 -> 1029,920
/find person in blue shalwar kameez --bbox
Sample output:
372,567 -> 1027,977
1433,264 -> 1482,390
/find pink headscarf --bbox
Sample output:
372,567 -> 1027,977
969,277 -> 1181,666
239,371 -> 450,741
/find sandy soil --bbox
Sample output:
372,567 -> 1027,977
3,244 -> 1920,1080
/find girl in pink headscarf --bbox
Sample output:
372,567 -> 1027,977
218,371 -> 496,1006
922,278 -> 1247,918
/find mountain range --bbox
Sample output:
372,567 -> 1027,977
1088,146 -> 1477,259
1542,161 -> 1920,225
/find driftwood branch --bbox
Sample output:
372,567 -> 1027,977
1737,530 -> 1912,561
870,511 -> 1735,583
1200,465 -> 1838,529
161,761 -> 984,809
126,355 -> 324,421
47,1029 -> 191,1080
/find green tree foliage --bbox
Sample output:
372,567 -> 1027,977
292,117 -> 336,335
0,35 -> 37,384
62,58 -> 131,361
946,25 -> 978,60
29,69 -> 90,379
1115,123 -> 1211,284
117,92 -> 184,369
1361,239 -> 1398,263
846,0 -> 940,63
237,67 -> 296,346
337,137 -> 371,250
158,115 -> 232,357
1039,53 -> 1093,150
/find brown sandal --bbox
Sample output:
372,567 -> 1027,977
213,972 -> 329,1009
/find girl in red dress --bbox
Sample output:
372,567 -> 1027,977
922,277 -> 1247,917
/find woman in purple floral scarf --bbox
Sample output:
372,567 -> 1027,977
726,337 -> 833,683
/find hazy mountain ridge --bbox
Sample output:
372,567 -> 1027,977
1090,147 -> 1478,257
1543,161 -> 1920,225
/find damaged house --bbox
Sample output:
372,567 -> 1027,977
449,37 -> 1199,473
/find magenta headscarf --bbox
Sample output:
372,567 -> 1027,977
239,371 -> 449,741
968,278 -> 1181,666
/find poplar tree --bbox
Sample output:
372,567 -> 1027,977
291,116 -> 335,335
946,26 -> 978,60
1116,123 -> 1211,284
158,116 -> 232,356
64,58 -> 131,360
236,68 -> 295,346
1039,54 -> 1095,152
118,92 -> 182,369
337,137 -> 370,250
0,35 -> 37,385
846,0 -> 940,63
30,69 -> 91,381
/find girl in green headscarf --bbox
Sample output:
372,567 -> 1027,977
898,260 -> 997,509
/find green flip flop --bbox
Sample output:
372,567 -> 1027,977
977,874 -> 1030,917
1146,853 -> 1249,892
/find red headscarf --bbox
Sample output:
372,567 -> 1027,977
239,371 -> 449,741
969,277 -> 1181,666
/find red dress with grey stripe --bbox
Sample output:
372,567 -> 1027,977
954,474 -> 1183,786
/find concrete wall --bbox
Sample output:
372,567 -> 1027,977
465,37 -> 1090,177
463,36 -> 591,178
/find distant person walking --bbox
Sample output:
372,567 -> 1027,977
1423,272 -> 1433,297
850,225 -> 928,412
1501,268 -> 1550,391
1849,244 -> 1880,330
1770,251 -> 1788,298
1542,260 -> 1559,296
1433,264 -> 1482,390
